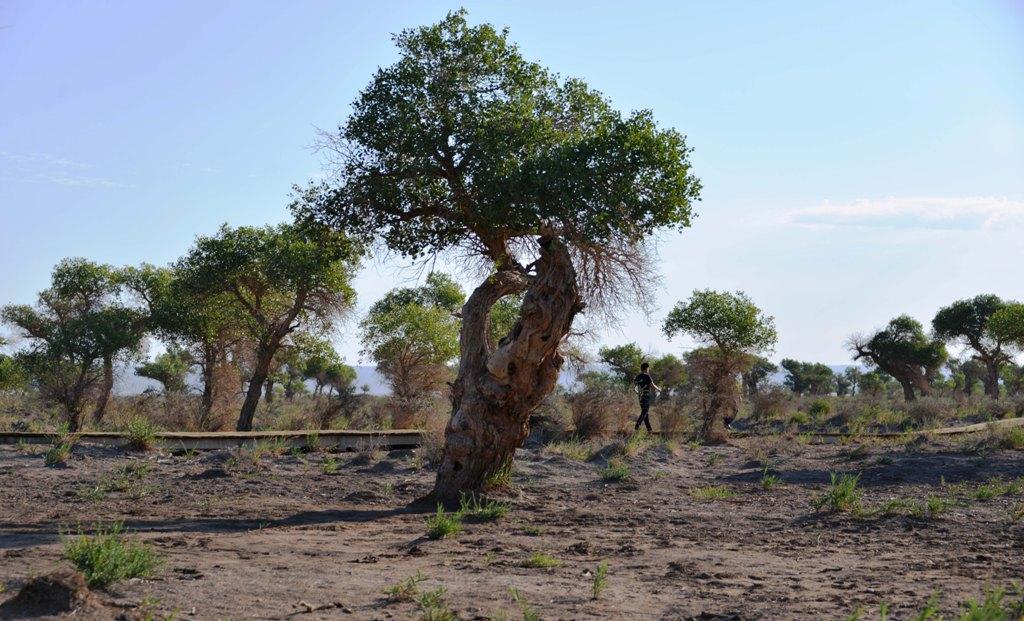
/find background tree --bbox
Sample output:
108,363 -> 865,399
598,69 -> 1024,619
360,273 -> 464,420
1,259 -> 142,430
123,264 -> 244,428
945,358 -> 986,395
663,290 -> 776,441
598,343 -> 645,386
848,315 -> 946,402
933,295 -> 1015,398
136,345 -> 193,395
303,11 -> 700,499
650,353 -> 687,399
0,338 -> 27,392
741,356 -> 777,399
780,359 -> 836,396
839,367 -> 862,396
176,217 -> 360,431
858,370 -> 893,397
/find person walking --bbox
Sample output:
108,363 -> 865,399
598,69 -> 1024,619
633,362 -> 659,432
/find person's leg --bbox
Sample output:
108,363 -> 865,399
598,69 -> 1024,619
634,398 -> 646,431
640,398 -> 652,432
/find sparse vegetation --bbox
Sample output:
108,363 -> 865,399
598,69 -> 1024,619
384,572 -> 427,602
760,466 -> 782,490
425,504 -> 463,540
521,552 -> 561,569
62,522 -> 160,588
600,458 -> 630,481
592,561 -> 609,599
459,494 -> 509,521
124,417 -> 159,451
815,472 -> 863,513
691,485 -> 735,501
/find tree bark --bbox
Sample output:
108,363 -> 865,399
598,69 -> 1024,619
91,357 -> 115,425
982,359 -> 1000,399
433,236 -> 582,503
264,377 -> 275,403
237,345 -> 275,431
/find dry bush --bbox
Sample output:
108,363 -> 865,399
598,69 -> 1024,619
652,398 -> 694,440
570,387 -> 631,440
901,397 -> 956,428
418,419 -> 447,467
752,386 -> 791,421
529,393 -> 573,444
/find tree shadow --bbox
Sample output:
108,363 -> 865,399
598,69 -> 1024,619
722,448 -> 1024,488
0,500 -> 436,550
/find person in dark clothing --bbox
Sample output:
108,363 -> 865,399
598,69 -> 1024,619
633,362 -> 660,432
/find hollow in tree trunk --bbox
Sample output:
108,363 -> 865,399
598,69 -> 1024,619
433,236 -> 582,503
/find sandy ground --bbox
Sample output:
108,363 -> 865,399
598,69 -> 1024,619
1,434 -> 1023,620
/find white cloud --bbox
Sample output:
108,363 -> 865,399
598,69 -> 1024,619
0,150 -> 131,188
783,196 -> 1024,230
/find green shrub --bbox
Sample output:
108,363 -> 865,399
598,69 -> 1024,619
690,485 -> 735,501
124,417 -> 159,451
959,587 -> 1024,620
815,472 -> 863,513
321,455 -> 339,475
592,561 -> 609,599
459,494 -> 509,521
425,504 -> 462,540
760,466 -> 782,490
545,437 -> 591,461
997,426 -> 1024,450
62,522 -> 160,588
509,587 -> 540,621
521,552 -> 560,568
416,586 -> 456,621
600,458 -> 630,481
808,399 -> 831,419
44,440 -> 73,467
383,571 -> 426,602
485,463 -> 514,489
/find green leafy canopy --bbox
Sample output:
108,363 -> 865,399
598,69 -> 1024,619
663,290 -> 777,355
298,10 -> 700,276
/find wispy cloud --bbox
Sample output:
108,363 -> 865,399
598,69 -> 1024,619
783,196 -> 1024,231
0,150 -> 132,188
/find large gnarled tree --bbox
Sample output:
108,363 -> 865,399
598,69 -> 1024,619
303,11 -> 700,500
933,295 -> 1017,398
848,315 -> 946,402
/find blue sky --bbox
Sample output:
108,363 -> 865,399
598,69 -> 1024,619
2,0 -> 1023,366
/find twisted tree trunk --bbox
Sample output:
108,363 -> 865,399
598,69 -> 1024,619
91,356 -> 115,425
982,359 -> 1001,399
433,236 -> 582,503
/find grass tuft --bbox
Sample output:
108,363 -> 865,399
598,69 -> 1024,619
592,561 -> 609,599
521,552 -> 560,569
691,485 -> 735,501
815,472 -> 863,513
459,494 -> 509,521
383,571 -> 426,602
425,504 -> 463,540
62,522 -> 160,588
600,458 -> 630,481
124,417 -> 159,451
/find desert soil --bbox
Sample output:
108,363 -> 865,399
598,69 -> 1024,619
1,435 -> 1022,620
